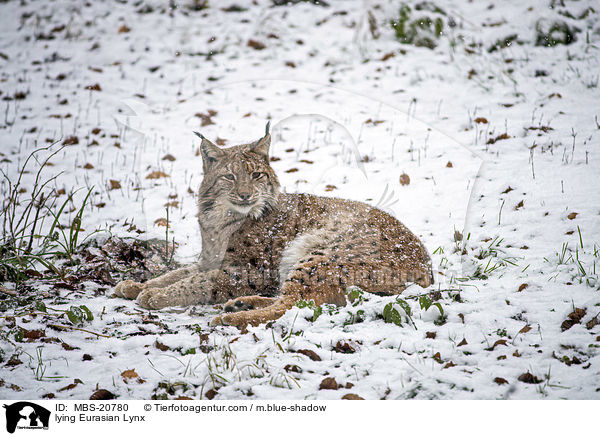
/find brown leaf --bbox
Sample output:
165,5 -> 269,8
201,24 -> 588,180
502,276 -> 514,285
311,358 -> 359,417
154,218 -> 168,227
502,186 -> 514,194
333,341 -> 355,354
247,39 -> 266,50
381,52 -> 395,61
425,331 -> 437,339
85,83 -> 102,91
205,389 -> 217,399
487,133 -> 510,144
586,317 -> 599,330
121,369 -> 138,380
488,339 -> 507,350
109,179 -> 121,190
324,184 -> 337,192
90,389 -> 116,400
58,382 -> 79,392
494,377 -> 509,385
567,212 -> 578,220
146,171 -> 169,179
62,135 -> 79,145
61,342 -> 77,351
517,283 -> 528,292
513,350 -> 521,357
457,338 -> 468,347
519,325 -> 532,334
284,364 -> 302,373
399,173 -> 410,186
474,117 -> 488,124
297,349 -> 321,361
319,377 -> 339,390
285,168 -> 299,173
342,393 -> 364,400
118,24 -> 131,33
518,372 -> 542,384
83,163 -> 94,169
155,341 -> 170,351
6,356 -> 23,366
23,329 -> 45,340
162,154 -> 176,161
432,352 -> 443,363
446,161 -> 453,168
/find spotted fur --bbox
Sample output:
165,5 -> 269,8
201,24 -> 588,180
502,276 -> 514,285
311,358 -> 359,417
114,124 -> 433,329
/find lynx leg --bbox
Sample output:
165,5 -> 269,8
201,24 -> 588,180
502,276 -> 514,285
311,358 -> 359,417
143,265 -> 200,288
114,280 -> 146,299
212,296 -> 296,328
137,270 -> 219,309
114,265 -> 199,300
223,296 -> 278,313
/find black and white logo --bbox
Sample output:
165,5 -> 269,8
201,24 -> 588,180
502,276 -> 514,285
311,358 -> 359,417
3,402 -> 50,433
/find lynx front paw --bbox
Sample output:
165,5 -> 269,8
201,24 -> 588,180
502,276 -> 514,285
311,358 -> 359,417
211,313 -> 246,329
114,280 -> 145,299
223,296 -> 277,313
137,288 -> 171,309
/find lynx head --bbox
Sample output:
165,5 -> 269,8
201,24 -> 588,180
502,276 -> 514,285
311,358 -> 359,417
196,122 -> 280,219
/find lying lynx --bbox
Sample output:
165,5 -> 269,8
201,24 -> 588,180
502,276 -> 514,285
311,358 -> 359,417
114,123 -> 433,328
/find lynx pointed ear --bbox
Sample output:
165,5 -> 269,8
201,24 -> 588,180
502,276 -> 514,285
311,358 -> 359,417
194,131 -> 224,172
251,122 -> 271,160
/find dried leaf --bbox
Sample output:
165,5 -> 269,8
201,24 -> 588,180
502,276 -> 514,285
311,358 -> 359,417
399,173 -> 410,186
518,372 -> 542,384
121,369 -> 138,380
296,349 -> 321,361
342,393 -> 364,400
90,389 -> 115,400
494,377 -> 509,385
319,377 -> 338,390
519,325 -> 532,334
146,171 -> 169,179
109,180 -> 121,190
247,39 -> 266,50
334,341 -> 355,354
62,136 -> 79,145
154,218 -> 168,227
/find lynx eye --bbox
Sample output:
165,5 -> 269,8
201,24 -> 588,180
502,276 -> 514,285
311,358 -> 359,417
222,173 -> 235,181
251,172 -> 264,180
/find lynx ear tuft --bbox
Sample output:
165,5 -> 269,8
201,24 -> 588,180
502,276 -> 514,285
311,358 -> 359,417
195,131 -> 224,172
252,124 -> 271,160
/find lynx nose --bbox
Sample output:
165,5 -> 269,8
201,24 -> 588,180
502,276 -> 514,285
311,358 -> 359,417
238,192 -> 251,201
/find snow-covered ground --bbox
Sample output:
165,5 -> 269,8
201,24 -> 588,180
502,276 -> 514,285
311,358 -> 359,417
1,0 -> 599,400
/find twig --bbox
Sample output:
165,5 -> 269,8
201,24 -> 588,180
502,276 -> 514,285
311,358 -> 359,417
48,324 -> 110,338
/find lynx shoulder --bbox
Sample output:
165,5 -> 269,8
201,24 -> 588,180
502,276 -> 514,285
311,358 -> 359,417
114,123 -> 433,328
